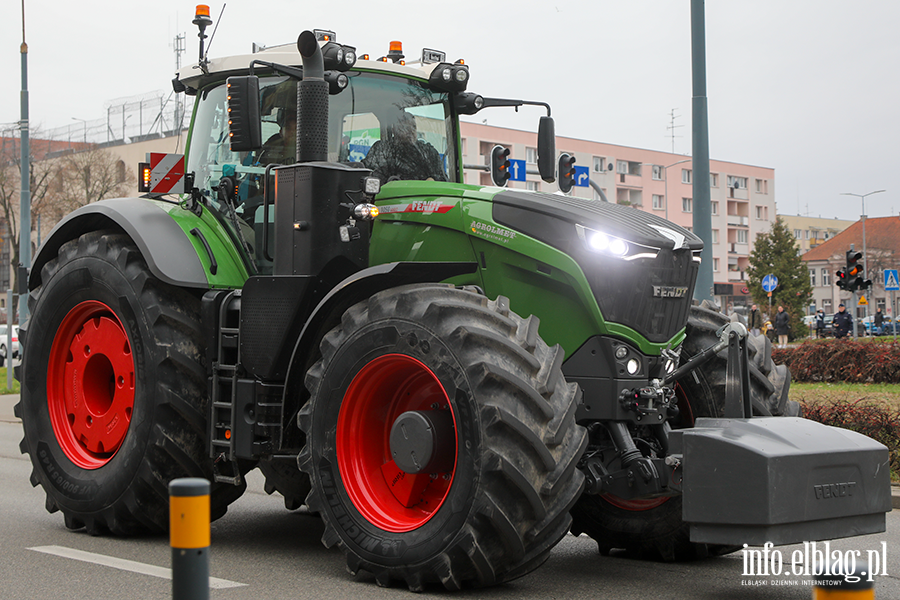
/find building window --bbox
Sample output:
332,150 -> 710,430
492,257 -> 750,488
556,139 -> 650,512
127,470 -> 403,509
526,181 -> 540,192
710,173 -> 718,187
526,147 -> 537,164
711,229 -> 719,244
822,268 -> 830,287
682,197 -> 692,212
617,160 -> 628,174
682,169 -> 692,184
823,299 -> 832,313
713,258 -> 720,271
755,179 -> 768,193
756,205 -> 768,220
794,229 -> 801,239
737,229 -> 748,244
652,165 -> 663,180
592,187 -> 605,201
461,138 -> 467,156
727,175 -> 747,189
652,194 -> 664,210
810,269 -> 816,287
711,200 -> 719,215
593,156 -> 606,172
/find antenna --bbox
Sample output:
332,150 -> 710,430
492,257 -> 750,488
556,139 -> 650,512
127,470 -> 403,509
204,4 -> 226,61
666,109 -> 683,154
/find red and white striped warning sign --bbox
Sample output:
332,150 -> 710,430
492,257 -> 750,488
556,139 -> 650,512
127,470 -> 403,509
148,153 -> 185,194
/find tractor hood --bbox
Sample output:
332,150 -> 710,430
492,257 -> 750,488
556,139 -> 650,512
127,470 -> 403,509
491,190 -> 703,344
491,190 -> 703,253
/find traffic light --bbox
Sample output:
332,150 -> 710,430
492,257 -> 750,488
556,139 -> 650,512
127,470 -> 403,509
490,145 -> 511,187
845,249 -> 871,291
558,153 -> 576,193
835,268 -> 848,291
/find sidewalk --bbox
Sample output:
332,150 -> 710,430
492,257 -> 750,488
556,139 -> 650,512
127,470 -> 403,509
0,393 -> 18,424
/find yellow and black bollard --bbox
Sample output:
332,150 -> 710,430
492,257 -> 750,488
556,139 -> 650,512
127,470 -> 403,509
169,478 -> 210,600
813,572 -> 875,599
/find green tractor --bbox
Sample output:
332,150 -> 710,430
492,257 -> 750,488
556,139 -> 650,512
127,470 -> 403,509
16,19 -> 890,592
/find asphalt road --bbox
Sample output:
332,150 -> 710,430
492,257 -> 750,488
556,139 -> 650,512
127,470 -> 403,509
1,395 -> 898,600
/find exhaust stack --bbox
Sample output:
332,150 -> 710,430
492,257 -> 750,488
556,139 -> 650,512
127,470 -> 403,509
296,31 -> 328,163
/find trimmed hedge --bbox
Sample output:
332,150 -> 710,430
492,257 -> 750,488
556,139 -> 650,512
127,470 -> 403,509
772,339 -> 900,383
801,400 -> 900,480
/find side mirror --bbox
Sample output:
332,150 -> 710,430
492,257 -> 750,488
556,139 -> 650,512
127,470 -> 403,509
226,76 -> 262,152
537,116 -> 556,183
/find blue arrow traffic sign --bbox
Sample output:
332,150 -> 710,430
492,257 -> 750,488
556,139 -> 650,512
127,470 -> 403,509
885,269 -> 899,291
762,274 -> 778,292
508,159 -> 526,182
574,165 -> 590,187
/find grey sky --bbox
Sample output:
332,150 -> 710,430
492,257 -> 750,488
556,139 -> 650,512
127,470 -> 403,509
2,1 -> 897,221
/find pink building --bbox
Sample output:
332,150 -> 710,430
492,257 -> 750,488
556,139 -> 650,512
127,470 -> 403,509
460,122 -> 776,310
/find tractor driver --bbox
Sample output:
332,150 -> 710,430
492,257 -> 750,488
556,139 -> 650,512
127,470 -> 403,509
362,112 -> 447,185
259,106 -> 297,166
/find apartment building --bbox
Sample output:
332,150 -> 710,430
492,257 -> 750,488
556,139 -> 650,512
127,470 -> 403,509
460,122 -> 777,310
779,214 -> 854,255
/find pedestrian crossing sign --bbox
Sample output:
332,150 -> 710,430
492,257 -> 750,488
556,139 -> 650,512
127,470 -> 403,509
885,269 -> 900,291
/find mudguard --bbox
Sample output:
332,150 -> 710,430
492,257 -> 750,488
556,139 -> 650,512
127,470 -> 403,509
30,198 -> 249,291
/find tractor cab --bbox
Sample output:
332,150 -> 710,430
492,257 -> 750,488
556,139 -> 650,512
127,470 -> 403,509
176,36 -> 470,273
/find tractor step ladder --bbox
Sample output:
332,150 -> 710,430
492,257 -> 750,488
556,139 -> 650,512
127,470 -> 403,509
209,291 -> 243,485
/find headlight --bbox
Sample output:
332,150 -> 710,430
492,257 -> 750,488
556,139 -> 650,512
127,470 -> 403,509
576,224 -> 658,261
626,358 -> 640,375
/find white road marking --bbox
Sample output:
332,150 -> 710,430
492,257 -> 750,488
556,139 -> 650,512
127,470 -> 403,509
28,545 -> 247,589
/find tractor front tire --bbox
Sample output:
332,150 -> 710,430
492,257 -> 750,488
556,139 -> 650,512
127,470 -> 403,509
569,303 -> 795,561
16,230 -> 245,535
299,285 -> 587,591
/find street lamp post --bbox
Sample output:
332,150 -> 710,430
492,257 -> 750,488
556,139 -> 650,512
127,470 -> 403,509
840,190 -> 886,333
71,117 -> 87,145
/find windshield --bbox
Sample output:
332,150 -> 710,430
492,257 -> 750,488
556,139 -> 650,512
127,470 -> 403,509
186,72 -> 456,273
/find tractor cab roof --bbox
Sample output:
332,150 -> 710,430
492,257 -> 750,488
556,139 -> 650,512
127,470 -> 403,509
175,38 -> 465,94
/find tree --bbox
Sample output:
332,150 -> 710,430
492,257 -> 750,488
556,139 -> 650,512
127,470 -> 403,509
746,217 -> 813,339
0,127 -> 132,300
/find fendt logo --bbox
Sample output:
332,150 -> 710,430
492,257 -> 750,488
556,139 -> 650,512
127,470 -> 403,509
813,481 -> 857,500
652,286 -> 688,298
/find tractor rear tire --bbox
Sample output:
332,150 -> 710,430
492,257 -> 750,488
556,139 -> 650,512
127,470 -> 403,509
569,303 -> 795,560
16,230 -> 245,535
299,284 -> 587,591
259,457 -> 312,510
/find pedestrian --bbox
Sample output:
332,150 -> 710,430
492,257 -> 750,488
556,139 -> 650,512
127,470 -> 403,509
815,309 -> 826,339
833,303 -> 853,339
748,304 -> 762,337
874,307 -> 884,335
774,305 -> 790,348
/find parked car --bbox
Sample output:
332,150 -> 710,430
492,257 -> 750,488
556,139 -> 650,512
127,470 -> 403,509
0,325 -> 22,361
863,315 -> 899,336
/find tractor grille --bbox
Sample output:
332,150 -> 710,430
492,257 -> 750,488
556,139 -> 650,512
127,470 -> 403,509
581,248 -> 698,343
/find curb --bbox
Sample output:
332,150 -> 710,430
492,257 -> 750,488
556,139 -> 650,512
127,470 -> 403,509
893,486 -> 900,510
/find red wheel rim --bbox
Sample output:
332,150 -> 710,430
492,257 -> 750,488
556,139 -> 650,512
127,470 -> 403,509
602,384 -> 697,512
47,300 -> 135,469
337,354 -> 457,532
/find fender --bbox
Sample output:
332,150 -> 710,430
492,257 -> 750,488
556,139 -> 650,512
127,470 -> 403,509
30,197 -> 249,291
279,261 -> 478,436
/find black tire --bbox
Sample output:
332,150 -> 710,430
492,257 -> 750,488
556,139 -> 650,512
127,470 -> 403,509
259,457 -> 312,510
298,285 -> 587,591
569,302 -> 795,561
15,230 -> 245,535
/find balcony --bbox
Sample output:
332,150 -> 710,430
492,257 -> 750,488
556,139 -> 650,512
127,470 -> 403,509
727,270 -> 746,282
729,242 -> 749,255
727,215 -> 749,227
